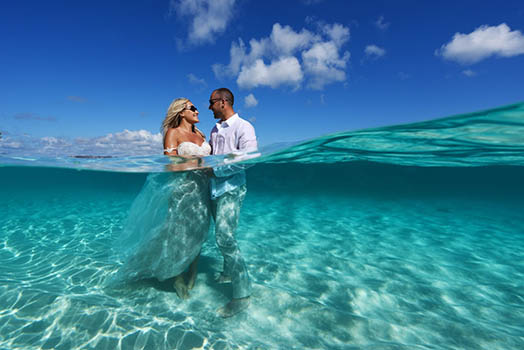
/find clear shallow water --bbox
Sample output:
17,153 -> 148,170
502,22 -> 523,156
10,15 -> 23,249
1,103 -> 524,349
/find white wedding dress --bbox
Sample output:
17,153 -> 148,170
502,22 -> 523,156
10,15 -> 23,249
113,142 -> 212,283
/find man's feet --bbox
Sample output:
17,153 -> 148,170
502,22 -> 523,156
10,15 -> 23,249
215,272 -> 232,284
217,297 -> 250,318
173,275 -> 189,299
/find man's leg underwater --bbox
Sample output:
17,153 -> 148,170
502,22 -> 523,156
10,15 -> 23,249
211,185 -> 251,317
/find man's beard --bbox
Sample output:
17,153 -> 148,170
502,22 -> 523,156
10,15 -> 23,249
213,110 -> 223,119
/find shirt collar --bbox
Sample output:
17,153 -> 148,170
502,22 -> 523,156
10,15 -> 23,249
217,113 -> 239,129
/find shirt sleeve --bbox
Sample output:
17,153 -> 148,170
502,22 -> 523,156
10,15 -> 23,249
212,120 -> 258,178
238,122 -> 258,152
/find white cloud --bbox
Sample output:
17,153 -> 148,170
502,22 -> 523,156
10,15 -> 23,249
365,44 -> 386,58
270,23 -> 318,55
305,16 -> 316,25
375,15 -> 390,30
322,23 -> 350,47
462,69 -> 477,77
187,73 -> 207,88
437,23 -> 524,64
214,22 -> 350,90
1,130 -> 163,157
212,39 -> 248,78
170,0 -> 236,45
99,129 -> 160,143
237,57 -> 304,89
302,41 -> 350,89
0,136 -> 22,149
244,93 -> 258,107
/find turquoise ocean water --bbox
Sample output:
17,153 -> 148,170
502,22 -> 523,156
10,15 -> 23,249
1,102 -> 523,349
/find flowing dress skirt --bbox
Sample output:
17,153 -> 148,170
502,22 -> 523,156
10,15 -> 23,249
112,170 -> 210,283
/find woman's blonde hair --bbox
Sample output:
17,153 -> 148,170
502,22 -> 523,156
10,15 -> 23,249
161,97 -> 205,142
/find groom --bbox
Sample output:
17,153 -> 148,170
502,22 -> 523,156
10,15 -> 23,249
208,88 -> 257,317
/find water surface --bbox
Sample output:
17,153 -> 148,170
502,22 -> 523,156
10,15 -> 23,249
0,102 -> 523,349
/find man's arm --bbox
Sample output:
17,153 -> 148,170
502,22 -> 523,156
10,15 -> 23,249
238,123 -> 257,153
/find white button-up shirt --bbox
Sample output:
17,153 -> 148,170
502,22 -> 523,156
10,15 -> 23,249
209,113 -> 257,199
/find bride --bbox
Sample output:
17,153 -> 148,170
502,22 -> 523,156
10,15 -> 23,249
113,98 -> 211,299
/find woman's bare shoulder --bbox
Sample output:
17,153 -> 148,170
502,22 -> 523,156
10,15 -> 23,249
165,127 -> 180,136
164,128 -> 181,146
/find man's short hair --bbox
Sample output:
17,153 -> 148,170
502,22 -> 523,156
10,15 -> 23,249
214,88 -> 234,106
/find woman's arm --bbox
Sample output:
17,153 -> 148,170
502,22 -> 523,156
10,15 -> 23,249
164,129 -> 179,156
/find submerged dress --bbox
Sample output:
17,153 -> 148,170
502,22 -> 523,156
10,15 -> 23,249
113,141 -> 212,283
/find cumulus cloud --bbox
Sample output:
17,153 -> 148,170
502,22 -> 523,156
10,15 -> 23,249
302,41 -> 350,89
88,129 -> 163,155
375,15 -> 390,30
170,0 -> 236,45
1,129 -> 163,157
437,23 -> 524,64
214,22 -> 350,90
323,23 -> 350,47
0,132 -> 23,150
244,93 -> 258,107
271,23 -> 318,55
212,39 -> 247,79
365,44 -> 386,58
237,57 -> 304,89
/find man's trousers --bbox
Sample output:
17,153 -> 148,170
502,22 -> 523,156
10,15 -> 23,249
211,185 -> 251,299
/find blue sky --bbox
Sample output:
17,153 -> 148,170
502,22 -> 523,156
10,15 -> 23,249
1,0 -> 523,155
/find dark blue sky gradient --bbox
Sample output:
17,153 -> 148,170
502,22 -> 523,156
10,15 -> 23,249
1,0 -> 523,146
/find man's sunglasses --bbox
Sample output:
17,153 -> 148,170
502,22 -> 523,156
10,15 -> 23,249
209,98 -> 222,105
185,105 -> 198,112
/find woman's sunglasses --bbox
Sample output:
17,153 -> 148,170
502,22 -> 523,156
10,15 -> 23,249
185,105 -> 198,112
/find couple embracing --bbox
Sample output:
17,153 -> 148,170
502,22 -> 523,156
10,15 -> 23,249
115,88 -> 256,318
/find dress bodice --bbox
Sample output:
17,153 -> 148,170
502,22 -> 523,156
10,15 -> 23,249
177,141 -> 211,157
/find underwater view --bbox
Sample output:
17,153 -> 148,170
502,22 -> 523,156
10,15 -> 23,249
1,102 -> 523,349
